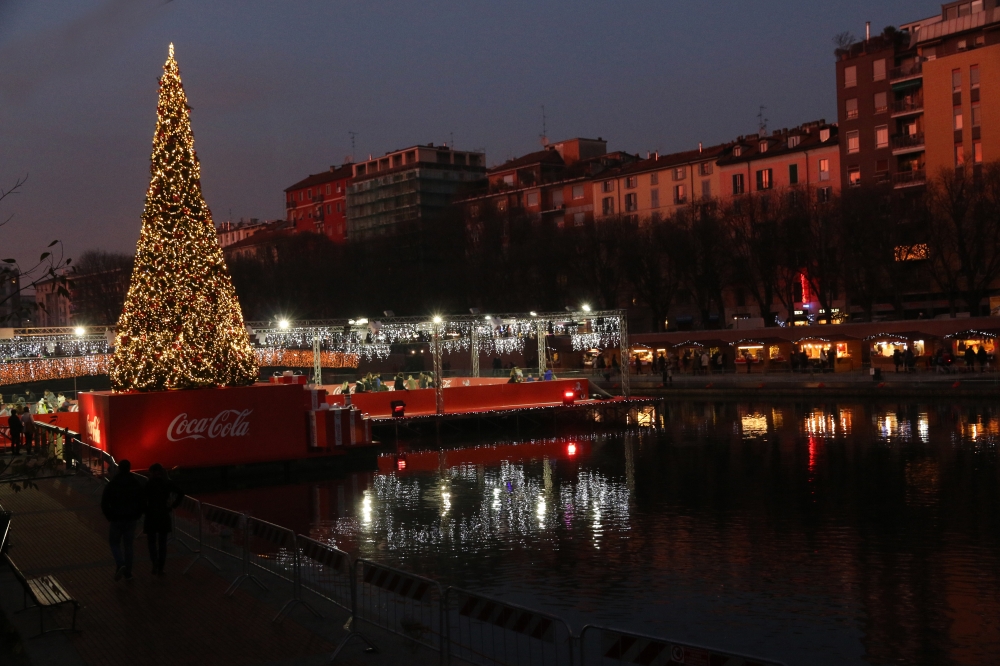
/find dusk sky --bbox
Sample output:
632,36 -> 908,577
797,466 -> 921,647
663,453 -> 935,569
1,0 -> 935,268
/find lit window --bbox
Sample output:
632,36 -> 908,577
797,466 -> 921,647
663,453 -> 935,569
876,126 -> 889,149
846,98 -> 858,119
756,168 -> 773,191
732,173 -> 745,195
673,167 -> 685,181
844,65 -> 857,88
673,185 -> 686,204
956,145 -> 965,167
847,130 -> 860,153
974,141 -> 983,164
759,140 -> 769,153
788,135 -> 801,148
848,167 -> 860,187
572,185 -> 584,200
733,146 -> 742,157
955,107 -> 964,131
820,128 -> 831,142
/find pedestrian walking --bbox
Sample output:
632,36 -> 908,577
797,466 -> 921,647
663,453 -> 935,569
700,351 -> 710,376
977,345 -> 988,372
101,460 -> 145,581
7,408 -> 22,453
19,407 -> 35,455
664,356 -> 673,385
143,463 -> 184,575
892,348 -> 903,373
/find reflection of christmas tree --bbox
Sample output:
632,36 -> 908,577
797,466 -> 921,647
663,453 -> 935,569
111,44 -> 258,391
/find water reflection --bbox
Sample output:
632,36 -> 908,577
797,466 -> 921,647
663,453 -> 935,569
201,400 -> 1000,666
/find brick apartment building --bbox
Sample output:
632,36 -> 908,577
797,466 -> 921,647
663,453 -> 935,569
346,144 -> 485,239
458,138 -> 637,229
836,1 -> 1000,191
284,163 -> 353,243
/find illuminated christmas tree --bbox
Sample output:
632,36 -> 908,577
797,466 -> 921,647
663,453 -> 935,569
110,44 -> 258,391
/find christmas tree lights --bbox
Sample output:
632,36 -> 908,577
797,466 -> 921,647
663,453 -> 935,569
110,44 -> 258,391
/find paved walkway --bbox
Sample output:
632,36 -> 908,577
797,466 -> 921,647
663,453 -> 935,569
0,472 -> 440,666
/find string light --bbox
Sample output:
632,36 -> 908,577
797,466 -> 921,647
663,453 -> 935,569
110,44 -> 258,391
255,349 -> 358,369
0,355 -> 110,386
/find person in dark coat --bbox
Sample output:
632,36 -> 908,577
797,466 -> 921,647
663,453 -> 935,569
978,345 -> 989,372
101,460 -> 145,580
7,409 -> 22,453
142,463 -> 184,575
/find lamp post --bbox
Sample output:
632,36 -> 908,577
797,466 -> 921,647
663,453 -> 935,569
432,316 -> 444,415
73,327 -> 85,399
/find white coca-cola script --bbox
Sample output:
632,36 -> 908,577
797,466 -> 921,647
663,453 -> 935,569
167,409 -> 252,442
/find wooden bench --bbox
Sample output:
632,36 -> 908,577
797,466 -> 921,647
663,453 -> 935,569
5,553 -> 80,637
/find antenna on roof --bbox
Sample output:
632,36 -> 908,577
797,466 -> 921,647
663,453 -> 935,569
757,106 -> 769,137
540,105 -> 548,147
450,131 -> 454,148
348,131 -> 357,162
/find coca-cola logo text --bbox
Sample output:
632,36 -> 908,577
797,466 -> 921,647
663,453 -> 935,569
167,409 -> 252,442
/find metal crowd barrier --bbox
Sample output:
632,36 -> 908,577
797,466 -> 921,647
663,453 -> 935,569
354,559 -> 446,662
578,625 -> 785,666
60,482 -> 783,665
445,588 -> 574,666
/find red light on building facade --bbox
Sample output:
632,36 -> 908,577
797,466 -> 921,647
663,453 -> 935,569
567,443 -> 577,456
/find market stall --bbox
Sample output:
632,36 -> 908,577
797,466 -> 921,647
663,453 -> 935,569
730,337 -> 791,373
793,335 -> 858,373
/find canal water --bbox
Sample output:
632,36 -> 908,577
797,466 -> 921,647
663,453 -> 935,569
202,400 -> 1000,665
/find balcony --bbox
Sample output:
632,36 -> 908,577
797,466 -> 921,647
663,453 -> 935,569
891,133 -> 925,154
889,60 -> 923,83
891,98 -> 924,117
892,170 -> 926,189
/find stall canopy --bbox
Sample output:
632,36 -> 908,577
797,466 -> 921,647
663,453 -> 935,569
671,339 -> 731,351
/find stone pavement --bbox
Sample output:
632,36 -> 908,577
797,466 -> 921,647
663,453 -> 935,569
0,472 -> 442,666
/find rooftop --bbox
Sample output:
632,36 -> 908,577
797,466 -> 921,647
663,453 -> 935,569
284,163 -> 354,192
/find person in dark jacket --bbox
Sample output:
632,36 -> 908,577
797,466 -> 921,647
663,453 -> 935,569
142,463 -> 184,575
7,410 -> 22,453
101,460 -> 145,580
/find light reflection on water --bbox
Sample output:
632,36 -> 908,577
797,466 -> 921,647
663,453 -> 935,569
203,401 -> 1000,666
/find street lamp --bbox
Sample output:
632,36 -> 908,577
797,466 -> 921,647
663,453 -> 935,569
278,319 -> 290,330
74,326 -> 85,336
581,304 -> 592,313
432,315 -> 443,324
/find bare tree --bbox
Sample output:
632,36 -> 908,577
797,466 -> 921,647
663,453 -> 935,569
0,175 -> 72,324
71,250 -> 135,325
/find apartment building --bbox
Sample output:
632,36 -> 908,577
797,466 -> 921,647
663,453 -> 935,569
836,1 -> 1000,190
592,144 -> 724,222
284,163 -> 353,243
716,122 -> 841,201
346,144 -> 485,239
458,138 -> 635,229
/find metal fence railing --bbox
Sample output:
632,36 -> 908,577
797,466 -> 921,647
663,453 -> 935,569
578,625 -> 785,666
445,587 -> 574,666
28,422 -> 784,665
354,559 -> 445,661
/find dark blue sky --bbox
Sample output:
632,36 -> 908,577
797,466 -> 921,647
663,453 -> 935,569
0,0 -> 936,264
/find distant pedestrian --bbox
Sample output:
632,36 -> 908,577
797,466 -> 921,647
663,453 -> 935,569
965,345 -> 976,371
634,354 -> 642,375
7,408 -> 22,453
393,373 -> 405,391
19,407 -> 35,455
892,348 -> 903,373
544,368 -> 554,381
664,356 -> 674,385
904,347 -> 915,373
101,460 -> 145,581
977,345 -> 989,372
744,351 -> 753,374
700,351 -> 710,375
143,463 -> 184,576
